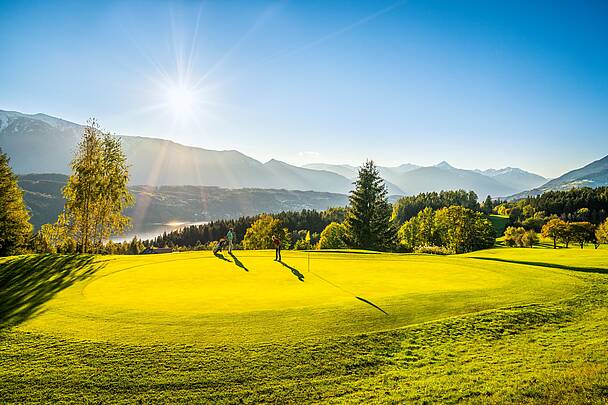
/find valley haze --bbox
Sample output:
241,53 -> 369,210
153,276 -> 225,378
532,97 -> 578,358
1,109 -> 550,197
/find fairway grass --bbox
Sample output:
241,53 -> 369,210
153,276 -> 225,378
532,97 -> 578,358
1,247 -> 608,402
6,249 -> 585,345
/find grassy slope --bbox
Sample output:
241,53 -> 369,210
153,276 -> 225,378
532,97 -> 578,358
1,248 -> 607,402
488,214 -> 510,236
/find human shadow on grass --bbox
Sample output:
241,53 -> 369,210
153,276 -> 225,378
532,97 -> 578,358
228,252 -> 248,272
279,261 -> 305,282
0,254 -> 104,329
214,252 -> 231,262
469,256 -> 608,275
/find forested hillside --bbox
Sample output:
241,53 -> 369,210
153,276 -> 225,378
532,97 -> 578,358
18,174 -> 349,228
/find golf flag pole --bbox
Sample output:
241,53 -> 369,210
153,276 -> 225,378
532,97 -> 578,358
308,252 -> 310,273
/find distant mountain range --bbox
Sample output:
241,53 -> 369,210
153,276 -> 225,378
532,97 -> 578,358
18,173 -> 350,229
0,109 -> 583,199
1,110 -> 353,193
304,161 -> 547,198
507,155 -> 608,200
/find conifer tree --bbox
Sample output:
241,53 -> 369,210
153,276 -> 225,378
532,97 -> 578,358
345,160 -> 397,251
482,195 -> 493,214
0,148 -> 33,256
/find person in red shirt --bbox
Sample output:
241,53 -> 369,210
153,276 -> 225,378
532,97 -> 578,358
272,235 -> 282,261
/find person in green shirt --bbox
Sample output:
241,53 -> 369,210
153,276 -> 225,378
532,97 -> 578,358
226,228 -> 234,253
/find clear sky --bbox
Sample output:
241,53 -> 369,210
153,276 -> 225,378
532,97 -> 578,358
1,0 -> 607,177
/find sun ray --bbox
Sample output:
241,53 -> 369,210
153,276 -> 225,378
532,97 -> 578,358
192,2 -> 282,90
186,2 -> 205,80
114,1 -> 282,140
213,0 -> 408,90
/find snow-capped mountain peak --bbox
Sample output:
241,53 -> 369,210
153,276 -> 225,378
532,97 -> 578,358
434,161 -> 455,170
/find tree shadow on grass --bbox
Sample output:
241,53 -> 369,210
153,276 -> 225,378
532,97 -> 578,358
469,256 -> 608,275
0,254 -> 104,329
214,252 -> 231,262
228,252 -> 248,272
279,261 -> 305,282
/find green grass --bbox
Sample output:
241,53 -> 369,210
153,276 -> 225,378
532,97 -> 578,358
488,214 -> 510,236
1,250 -> 585,344
1,247 -> 607,402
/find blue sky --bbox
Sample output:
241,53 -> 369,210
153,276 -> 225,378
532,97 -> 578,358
1,0 -> 607,177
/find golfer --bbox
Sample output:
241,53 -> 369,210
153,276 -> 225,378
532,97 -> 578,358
226,228 -> 234,253
272,235 -> 282,261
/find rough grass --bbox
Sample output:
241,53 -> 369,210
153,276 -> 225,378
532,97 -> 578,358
1,247 -> 607,403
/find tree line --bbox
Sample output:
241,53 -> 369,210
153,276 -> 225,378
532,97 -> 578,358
539,218 -> 607,249
502,217 -> 608,250
391,190 -> 480,225
148,209 -> 345,251
495,187 -> 608,230
397,206 -> 495,254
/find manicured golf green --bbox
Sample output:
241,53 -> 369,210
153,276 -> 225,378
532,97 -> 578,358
8,248 -> 588,344
1,247 -> 607,402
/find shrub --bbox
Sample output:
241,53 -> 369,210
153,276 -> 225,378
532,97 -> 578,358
414,246 -> 452,255
504,226 -> 538,247
504,226 -> 525,247
294,239 -> 312,250
521,229 -> 539,247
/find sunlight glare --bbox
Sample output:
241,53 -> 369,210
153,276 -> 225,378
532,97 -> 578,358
166,84 -> 197,119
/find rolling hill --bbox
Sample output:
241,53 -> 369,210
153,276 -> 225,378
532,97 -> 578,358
508,154 -> 608,200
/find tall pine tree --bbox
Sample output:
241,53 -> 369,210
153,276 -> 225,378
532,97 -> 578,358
345,160 -> 397,251
0,148 -> 32,256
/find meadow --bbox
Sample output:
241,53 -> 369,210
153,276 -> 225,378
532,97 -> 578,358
1,246 -> 607,402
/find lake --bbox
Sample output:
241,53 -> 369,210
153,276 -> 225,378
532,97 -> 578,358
111,221 -> 208,243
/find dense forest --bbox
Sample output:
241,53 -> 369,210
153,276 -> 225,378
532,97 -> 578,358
497,187 -> 608,229
18,173 -> 350,229
391,190 -> 480,225
520,187 -> 608,224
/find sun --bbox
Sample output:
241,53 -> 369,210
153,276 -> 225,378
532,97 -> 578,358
166,84 -> 197,119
